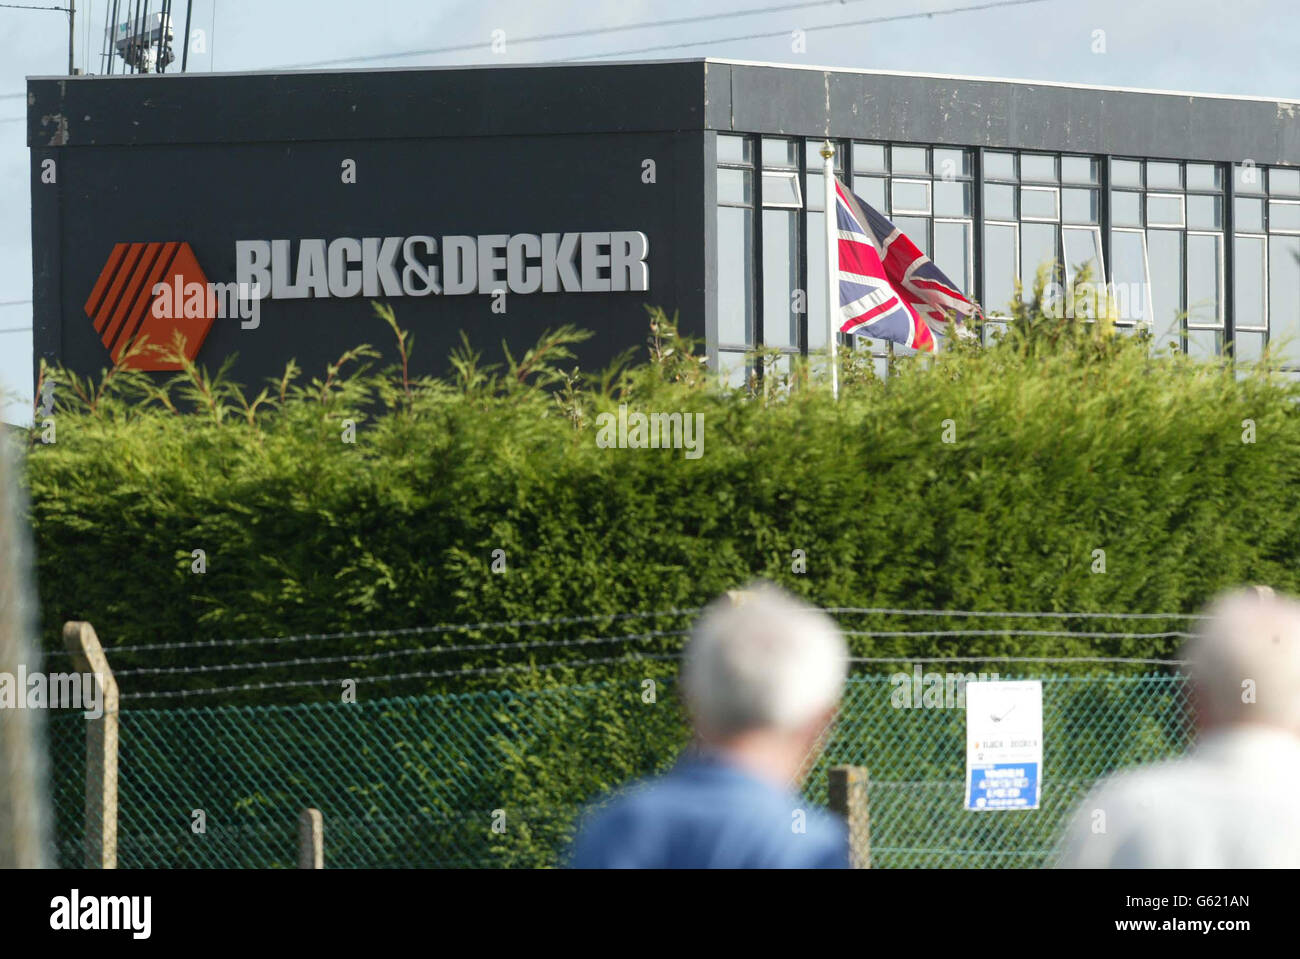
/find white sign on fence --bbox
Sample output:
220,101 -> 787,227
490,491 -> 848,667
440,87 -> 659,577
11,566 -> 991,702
964,680 -> 1042,811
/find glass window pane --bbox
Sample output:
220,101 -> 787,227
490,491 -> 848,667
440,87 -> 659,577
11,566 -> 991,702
892,179 -> 931,214
1062,188 -> 1099,224
1020,222 -> 1058,300
1061,156 -> 1099,184
1186,328 -> 1223,359
1185,163 -> 1220,191
1147,194 -> 1185,227
762,209 -> 799,348
807,211 -> 828,351
1269,201 -> 1300,232
1235,330 -> 1266,364
853,142 -> 887,173
1146,161 -> 1182,189
893,216 -> 930,255
933,148 -> 971,179
761,171 -> 803,207
1020,186 -> 1059,220
718,168 -> 752,204
1234,234 -> 1267,331
1063,227 -> 1104,287
1235,163 -> 1265,194
1269,235 -> 1300,364
762,138 -> 798,168
1111,191 -> 1142,227
983,223 -> 1017,316
891,146 -> 928,174
1186,194 -> 1222,229
933,180 -> 971,216
984,183 -> 1016,220
1186,233 -> 1222,327
1110,230 -> 1152,325
718,350 -> 750,388
985,151 -> 1016,180
1232,327 -> 1263,361
718,135 -> 751,165
1021,154 -> 1057,182
1269,167 -> 1300,196
934,220 -> 972,293
806,172 -> 824,212
1112,159 -> 1143,187
1148,229 -> 1184,347
852,175 -> 888,213
805,140 -> 844,172
1235,196 -> 1265,232
768,353 -> 792,382
717,206 -> 754,345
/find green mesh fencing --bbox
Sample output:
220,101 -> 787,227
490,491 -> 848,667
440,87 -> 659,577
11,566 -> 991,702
47,672 -> 1193,868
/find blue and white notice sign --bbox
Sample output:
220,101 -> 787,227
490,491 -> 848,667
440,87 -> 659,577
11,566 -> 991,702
965,680 -> 1042,811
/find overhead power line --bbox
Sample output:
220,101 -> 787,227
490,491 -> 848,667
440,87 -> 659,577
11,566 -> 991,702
573,0 -> 1053,61
279,0 -> 877,69
4,0 -> 1055,97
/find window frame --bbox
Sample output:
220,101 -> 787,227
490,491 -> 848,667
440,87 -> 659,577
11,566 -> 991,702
1108,226 -> 1155,328
1185,229 -> 1226,330
1232,231 -> 1269,333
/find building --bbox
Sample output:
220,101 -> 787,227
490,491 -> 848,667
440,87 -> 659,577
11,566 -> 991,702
26,59 -> 1300,389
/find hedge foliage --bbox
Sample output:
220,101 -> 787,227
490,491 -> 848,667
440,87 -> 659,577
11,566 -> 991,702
19,290 -> 1300,703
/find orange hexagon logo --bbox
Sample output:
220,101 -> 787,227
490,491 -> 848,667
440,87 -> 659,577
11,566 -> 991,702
83,241 -> 216,371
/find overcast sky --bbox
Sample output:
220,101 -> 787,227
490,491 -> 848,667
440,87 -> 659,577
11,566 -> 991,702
2,0 -> 1298,423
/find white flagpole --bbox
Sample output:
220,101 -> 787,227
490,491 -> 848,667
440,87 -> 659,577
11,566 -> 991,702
820,140 -> 839,400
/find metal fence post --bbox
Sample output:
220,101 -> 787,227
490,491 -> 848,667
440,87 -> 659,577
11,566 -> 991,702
828,765 -> 871,869
299,807 -> 323,868
63,620 -> 119,869
0,440 -> 48,868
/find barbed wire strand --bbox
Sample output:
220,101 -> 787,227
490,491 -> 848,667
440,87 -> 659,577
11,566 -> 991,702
123,652 -> 682,702
841,628 -> 1196,640
827,607 -> 1208,620
108,626 -> 1191,678
44,607 -> 703,657
43,606 -> 1205,660
849,655 -> 1189,666
113,628 -> 690,677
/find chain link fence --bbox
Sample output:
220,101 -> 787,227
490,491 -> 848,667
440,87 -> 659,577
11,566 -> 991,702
46,667 -> 1193,868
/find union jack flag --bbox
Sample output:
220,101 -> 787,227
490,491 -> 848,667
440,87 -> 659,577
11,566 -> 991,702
834,176 -> 978,351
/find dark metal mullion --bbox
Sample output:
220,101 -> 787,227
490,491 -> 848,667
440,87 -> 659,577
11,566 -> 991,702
797,145 -> 809,357
752,136 -> 764,384
973,147 -> 985,316
1224,161 -> 1236,361
1100,155 -> 1112,295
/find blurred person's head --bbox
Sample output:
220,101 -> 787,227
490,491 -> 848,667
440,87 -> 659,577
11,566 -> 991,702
682,582 -> 848,785
1184,585 -> 1300,737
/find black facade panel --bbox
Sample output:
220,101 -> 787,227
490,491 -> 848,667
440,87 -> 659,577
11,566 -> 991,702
26,61 -> 710,147
35,128 -> 706,387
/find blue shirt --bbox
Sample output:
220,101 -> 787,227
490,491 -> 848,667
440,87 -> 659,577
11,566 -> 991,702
568,752 -> 849,869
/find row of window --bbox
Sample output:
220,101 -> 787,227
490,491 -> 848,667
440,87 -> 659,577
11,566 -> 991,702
716,135 -> 1300,381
